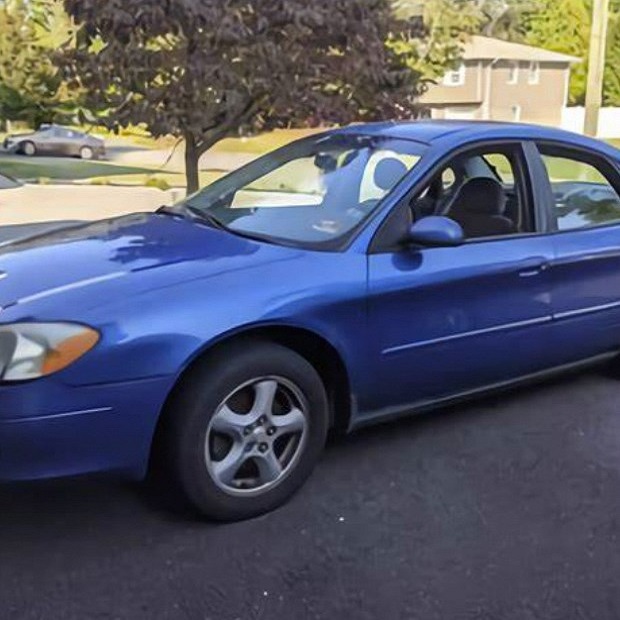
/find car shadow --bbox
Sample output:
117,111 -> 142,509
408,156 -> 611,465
0,367 -> 613,539
331,367 -> 588,446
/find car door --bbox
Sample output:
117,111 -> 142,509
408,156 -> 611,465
535,143 -> 620,364
363,142 -> 555,420
46,127 -> 70,156
31,127 -> 57,154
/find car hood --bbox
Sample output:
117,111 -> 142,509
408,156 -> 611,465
5,132 -> 35,140
0,213 -> 299,312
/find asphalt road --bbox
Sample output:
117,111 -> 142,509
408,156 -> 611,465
1,371 -> 620,620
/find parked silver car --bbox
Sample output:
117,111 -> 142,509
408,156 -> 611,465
3,124 -> 105,160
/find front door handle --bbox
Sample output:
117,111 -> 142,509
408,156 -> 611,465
517,257 -> 549,278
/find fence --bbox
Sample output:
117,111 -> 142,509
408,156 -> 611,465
561,107 -> 620,139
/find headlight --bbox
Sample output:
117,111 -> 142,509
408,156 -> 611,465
0,323 -> 99,382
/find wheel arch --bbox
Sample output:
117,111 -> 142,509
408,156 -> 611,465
150,324 -> 353,465
18,139 -> 35,154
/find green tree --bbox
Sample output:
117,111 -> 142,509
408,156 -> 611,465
61,0 -> 437,194
603,3 -> 620,105
394,0 -> 484,79
482,0 -> 620,107
477,0 -> 538,40
521,0 -> 590,104
0,0 -> 76,128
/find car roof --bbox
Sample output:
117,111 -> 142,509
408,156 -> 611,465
335,120 -> 620,158
39,124 -> 80,132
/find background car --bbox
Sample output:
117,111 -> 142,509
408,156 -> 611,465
3,124 -> 105,159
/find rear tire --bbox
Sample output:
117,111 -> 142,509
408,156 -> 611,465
161,341 -> 329,521
20,141 -> 36,156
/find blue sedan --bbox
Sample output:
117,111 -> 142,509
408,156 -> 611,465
2,121 -> 620,520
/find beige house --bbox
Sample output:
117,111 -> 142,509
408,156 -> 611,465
420,36 -> 580,126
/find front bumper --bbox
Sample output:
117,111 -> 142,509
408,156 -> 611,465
2,140 -> 19,154
0,375 -> 174,481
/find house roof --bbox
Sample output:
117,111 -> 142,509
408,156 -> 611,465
463,36 -> 580,64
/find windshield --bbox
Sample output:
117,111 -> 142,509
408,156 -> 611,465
182,134 -> 425,248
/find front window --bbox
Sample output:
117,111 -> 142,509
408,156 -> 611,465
411,146 -> 529,238
182,134 -> 425,247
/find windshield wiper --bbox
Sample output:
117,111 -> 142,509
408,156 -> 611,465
156,204 -> 183,218
184,205 -> 229,230
157,204 -> 228,231
157,203 -> 278,245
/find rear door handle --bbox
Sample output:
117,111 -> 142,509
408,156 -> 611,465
517,257 -> 549,278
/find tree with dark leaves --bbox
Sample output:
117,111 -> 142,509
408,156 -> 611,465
60,0 -> 437,193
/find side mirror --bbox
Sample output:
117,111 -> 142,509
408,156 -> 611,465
407,216 -> 465,248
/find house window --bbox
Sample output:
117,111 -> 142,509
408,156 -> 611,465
443,64 -> 466,87
507,61 -> 519,84
528,61 -> 540,85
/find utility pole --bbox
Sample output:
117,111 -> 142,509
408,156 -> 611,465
584,0 -> 610,136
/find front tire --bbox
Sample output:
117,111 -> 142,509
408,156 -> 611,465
20,141 -> 36,156
163,341 -> 329,521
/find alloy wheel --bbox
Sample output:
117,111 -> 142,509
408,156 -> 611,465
205,376 -> 309,497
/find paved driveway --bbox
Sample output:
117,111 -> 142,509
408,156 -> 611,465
0,184 -> 179,226
0,371 -> 619,619
0,220 -> 80,243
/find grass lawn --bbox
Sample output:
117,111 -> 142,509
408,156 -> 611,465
213,128 -> 323,155
0,151 -> 224,192
0,154 -> 164,182
87,170 -> 222,189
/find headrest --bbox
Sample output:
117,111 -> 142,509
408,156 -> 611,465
374,158 -> 409,192
451,177 -> 507,216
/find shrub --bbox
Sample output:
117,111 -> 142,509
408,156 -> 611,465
144,176 -> 171,191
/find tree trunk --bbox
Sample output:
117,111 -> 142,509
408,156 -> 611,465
184,134 -> 200,195
184,125 -> 239,195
